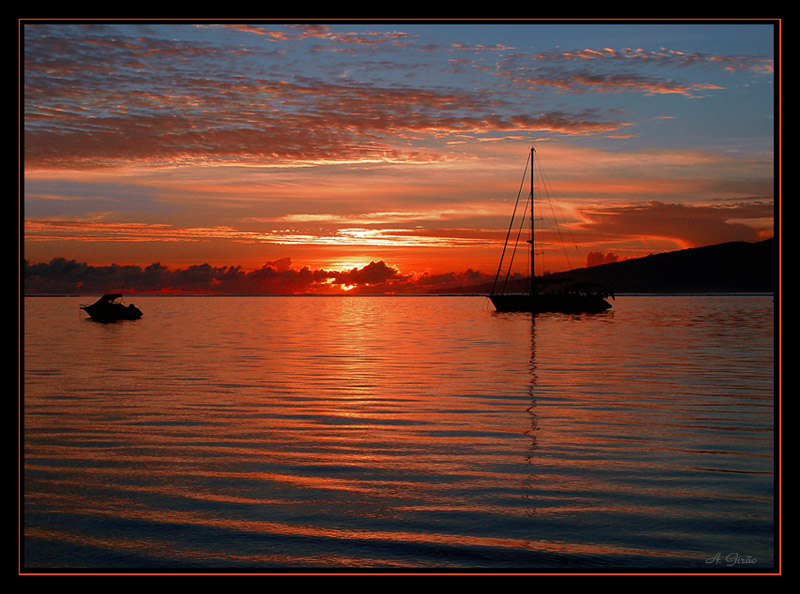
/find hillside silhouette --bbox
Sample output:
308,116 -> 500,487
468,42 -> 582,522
455,238 -> 776,295
569,238 -> 776,294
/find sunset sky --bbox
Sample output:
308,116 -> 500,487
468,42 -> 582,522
22,20 -> 777,293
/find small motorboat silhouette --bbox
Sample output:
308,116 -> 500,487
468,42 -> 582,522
80,293 -> 143,322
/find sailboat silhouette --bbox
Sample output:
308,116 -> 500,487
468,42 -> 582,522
490,147 -> 613,314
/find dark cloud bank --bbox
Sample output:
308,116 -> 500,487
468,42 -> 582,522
23,257 -> 500,296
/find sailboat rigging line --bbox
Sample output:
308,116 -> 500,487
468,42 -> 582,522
491,152 -> 531,295
536,158 -> 581,272
501,192 -> 531,294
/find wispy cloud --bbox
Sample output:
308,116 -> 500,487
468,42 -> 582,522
24,219 -> 501,250
24,24 -> 768,170
530,45 -> 772,72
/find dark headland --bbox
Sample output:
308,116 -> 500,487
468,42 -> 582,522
457,238 -> 776,295
569,238 -> 776,294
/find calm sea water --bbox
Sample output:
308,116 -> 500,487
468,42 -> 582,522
22,295 -> 776,572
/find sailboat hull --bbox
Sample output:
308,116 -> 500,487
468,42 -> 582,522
490,293 -> 611,314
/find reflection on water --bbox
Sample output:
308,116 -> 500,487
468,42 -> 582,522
23,295 -> 775,571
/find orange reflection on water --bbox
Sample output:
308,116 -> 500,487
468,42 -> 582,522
24,295 -> 775,569
26,481 -> 692,568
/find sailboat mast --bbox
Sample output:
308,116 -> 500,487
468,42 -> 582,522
530,146 -> 535,293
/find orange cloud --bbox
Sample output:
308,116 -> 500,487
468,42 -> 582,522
576,200 -> 774,248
